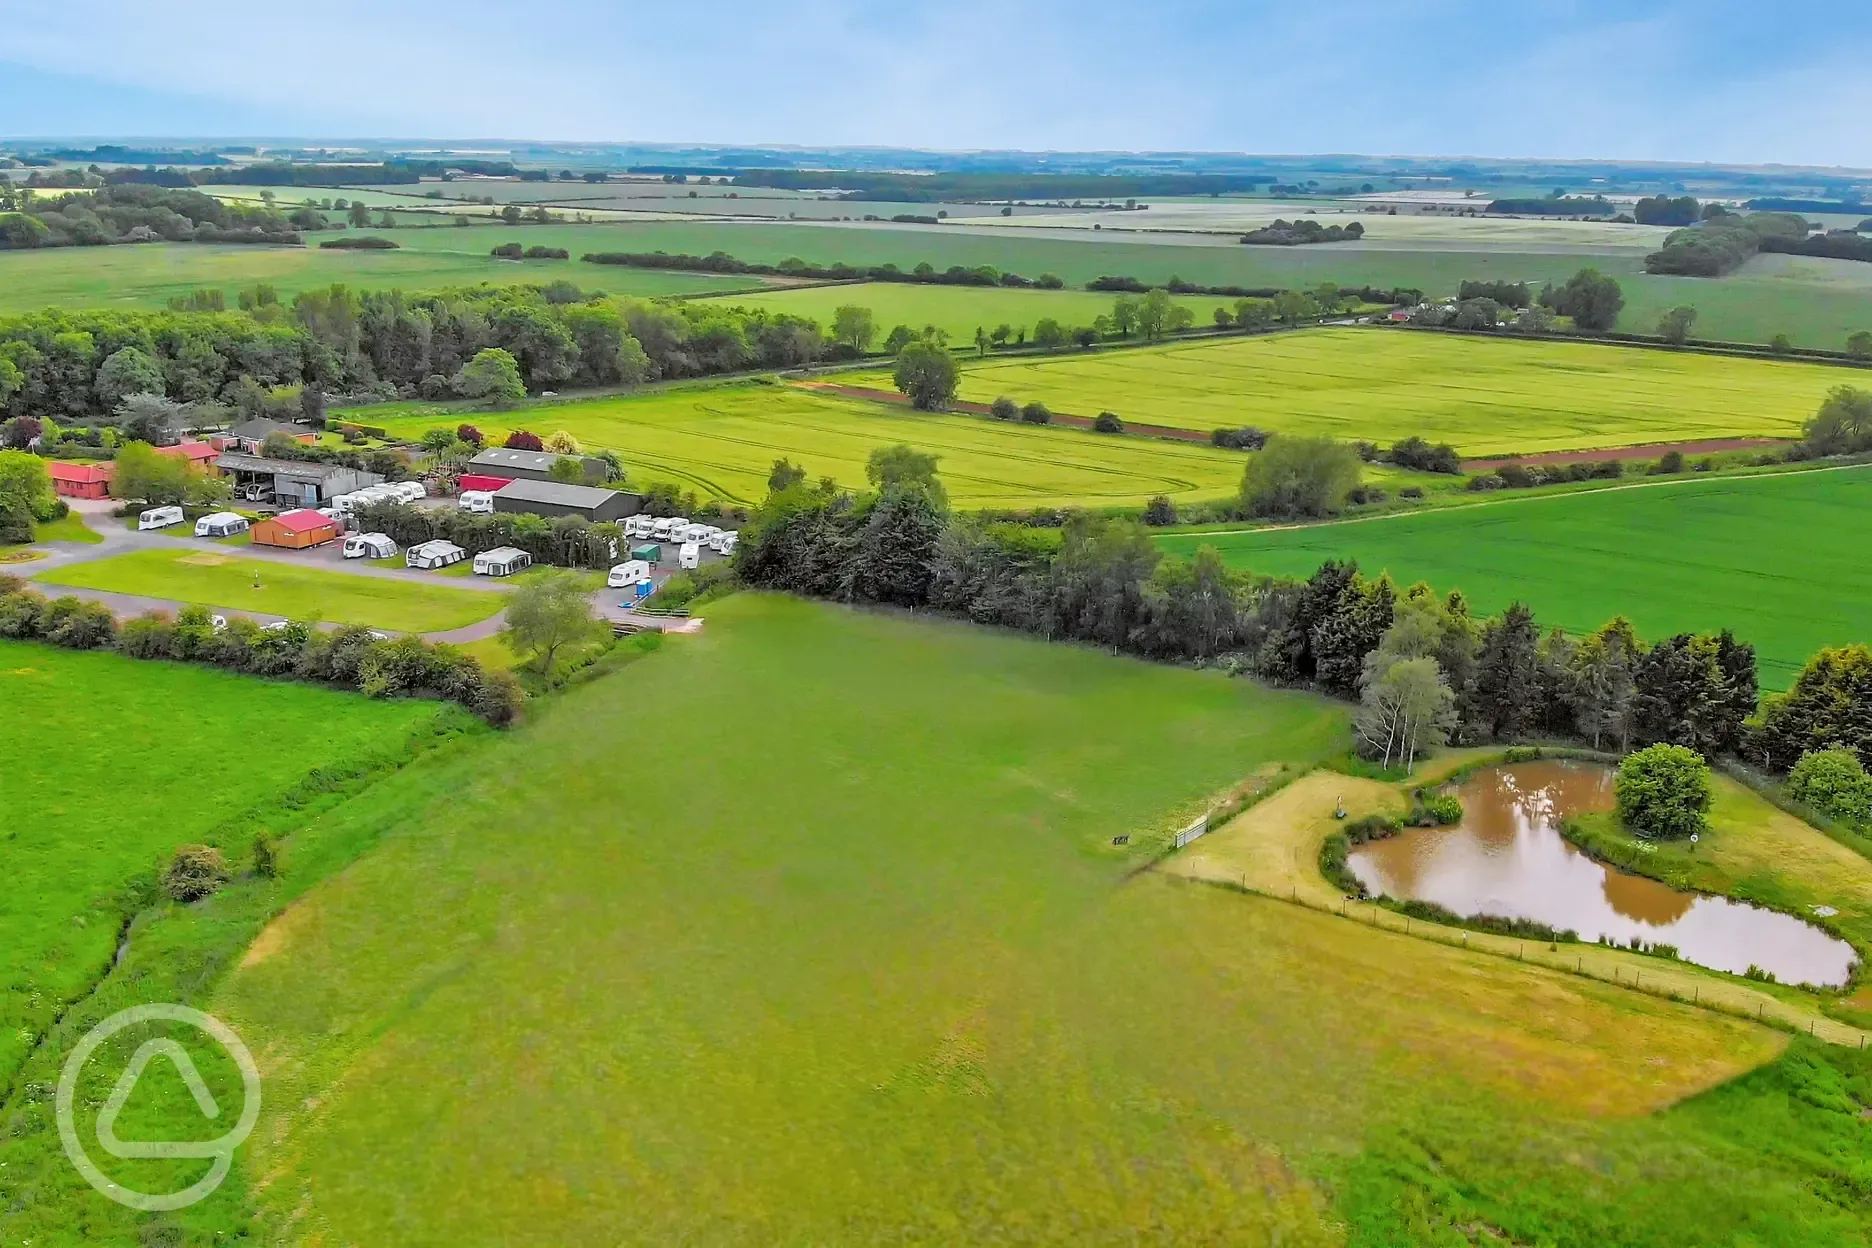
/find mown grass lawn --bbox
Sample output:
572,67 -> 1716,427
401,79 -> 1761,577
358,381 -> 1251,509
30,511 -> 102,545
161,593 -> 1835,1246
1163,465 -> 1872,688
34,548 -> 500,633
865,327 -> 1850,456
0,642 -> 443,1093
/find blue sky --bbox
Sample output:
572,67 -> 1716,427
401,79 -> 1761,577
4,2 -> 1869,167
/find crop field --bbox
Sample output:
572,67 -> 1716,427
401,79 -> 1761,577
358,382 -> 1252,508
0,641 -> 441,1092
874,327 -> 1846,456
150,592 -> 1840,1246
1162,465 -> 1872,687
0,229 -> 764,315
34,549 -> 501,633
701,281 -> 1238,344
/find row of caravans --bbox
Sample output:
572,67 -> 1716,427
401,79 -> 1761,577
622,515 -> 735,551
137,507 -> 253,539
331,481 -> 427,518
334,532 -> 533,578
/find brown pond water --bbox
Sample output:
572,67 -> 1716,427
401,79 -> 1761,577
1348,761 -> 1856,988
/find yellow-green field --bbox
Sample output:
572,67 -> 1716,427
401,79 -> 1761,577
361,383 -> 1251,509
702,281 -> 1239,346
851,328 -> 1851,456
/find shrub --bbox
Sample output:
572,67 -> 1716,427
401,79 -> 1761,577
1020,401 -> 1052,425
1093,411 -> 1124,434
116,613 -> 176,658
1615,743 -> 1712,839
990,395 -> 1019,421
1785,748 -> 1872,827
1239,436 -> 1363,518
1342,813 -> 1400,844
163,844 -> 230,903
1399,486 -> 1425,499
252,832 -> 281,879
1142,495 -> 1177,526
1405,793 -> 1463,826
1211,426 -> 1269,451
43,597 -> 115,649
1649,450 -> 1685,475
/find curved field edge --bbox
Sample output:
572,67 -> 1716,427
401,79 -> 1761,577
0,643 -> 453,1097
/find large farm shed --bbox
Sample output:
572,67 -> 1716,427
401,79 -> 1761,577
216,454 -> 384,509
227,418 -> 318,453
48,462 -> 111,499
251,508 -> 339,549
492,479 -> 641,522
466,448 -> 606,485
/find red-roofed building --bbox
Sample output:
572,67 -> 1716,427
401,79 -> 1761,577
155,441 -> 221,473
48,461 -> 113,500
251,508 -> 338,549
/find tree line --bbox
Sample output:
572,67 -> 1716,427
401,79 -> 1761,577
0,281 -> 839,422
0,184 -> 301,250
730,460 -> 1872,796
1643,212 -> 1809,277
1238,219 -> 1364,245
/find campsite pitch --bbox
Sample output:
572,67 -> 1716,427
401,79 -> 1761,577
34,548 -> 501,634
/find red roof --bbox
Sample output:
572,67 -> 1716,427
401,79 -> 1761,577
268,508 -> 334,534
48,461 -> 112,484
155,441 -> 218,462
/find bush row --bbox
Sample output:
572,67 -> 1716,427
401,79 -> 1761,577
0,578 -> 522,724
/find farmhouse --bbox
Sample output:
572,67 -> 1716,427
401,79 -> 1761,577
492,479 -> 640,522
227,418 -> 318,453
466,447 -> 606,485
251,508 -> 339,549
48,461 -> 112,499
155,441 -> 222,472
215,453 -> 384,508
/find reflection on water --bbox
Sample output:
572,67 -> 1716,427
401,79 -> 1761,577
1349,761 -> 1855,987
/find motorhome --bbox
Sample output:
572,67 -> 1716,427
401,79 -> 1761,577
458,490 -> 495,514
607,559 -> 652,589
343,532 -> 398,560
138,505 -> 185,531
649,517 -> 677,541
678,541 -> 701,570
193,512 -> 249,539
473,546 -> 533,577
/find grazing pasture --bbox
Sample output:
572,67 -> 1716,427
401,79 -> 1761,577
203,593 -> 1807,1245
893,328 -> 1845,455
359,383 -> 1251,509
702,280 -> 1237,345
0,642 -> 441,1092
34,549 -> 499,633
1163,465 -> 1872,687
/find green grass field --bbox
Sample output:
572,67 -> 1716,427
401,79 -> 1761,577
359,381 -> 1252,509
10,596 -> 1872,1244
701,281 -> 1241,344
0,228 -> 763,315
0,642 -> 441,1091
867,327 -> 1847,456
197,593 -> 1822,1245
1163,465 -> 1872,687
34,549 -> 500,633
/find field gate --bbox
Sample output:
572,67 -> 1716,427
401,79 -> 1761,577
1172,812 -> 1211,850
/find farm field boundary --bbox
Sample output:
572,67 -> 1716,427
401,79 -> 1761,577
862,327 -> 1852,458
1162,462 -> 1872,688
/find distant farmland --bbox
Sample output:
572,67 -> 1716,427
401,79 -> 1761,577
700,282 -> 1238,345
359,383 -> 1250,509
0,229 -> 764,314
1161,465 -> 1872,686
896,328 -> 1846,456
